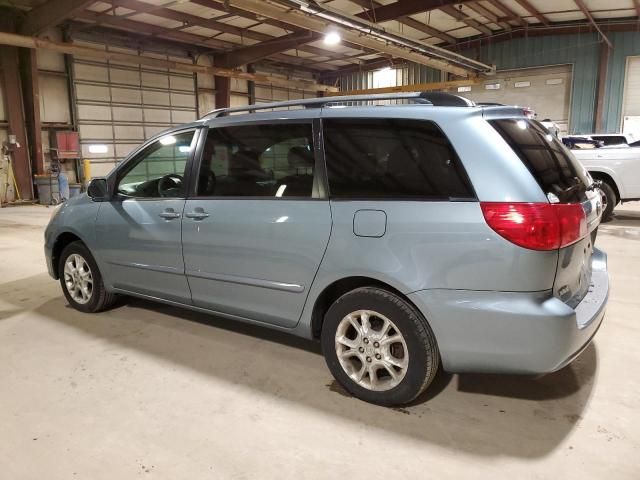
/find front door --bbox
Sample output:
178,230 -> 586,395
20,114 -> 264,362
95,129 -> 198,303
181,121 -> 331,328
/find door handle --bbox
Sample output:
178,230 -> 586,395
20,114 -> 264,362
185,210 -> 210,220
159,209 -> 181,219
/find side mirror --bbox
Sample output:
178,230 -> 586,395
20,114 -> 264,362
87,178 -> 110,202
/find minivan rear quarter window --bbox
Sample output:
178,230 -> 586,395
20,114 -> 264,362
323,118 -> 474,200
490,119 -> 589,203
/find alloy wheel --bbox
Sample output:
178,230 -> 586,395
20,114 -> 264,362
63,253 -> 93,305
334,310 -> 409,391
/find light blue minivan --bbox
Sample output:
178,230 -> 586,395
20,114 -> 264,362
45,92 -> 609,406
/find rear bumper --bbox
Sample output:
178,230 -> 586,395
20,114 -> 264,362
408,248 -> 609,374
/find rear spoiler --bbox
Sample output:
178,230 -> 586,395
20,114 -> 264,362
480,106 -> 532,120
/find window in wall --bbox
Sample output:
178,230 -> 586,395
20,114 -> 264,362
323,118 -> 474,200
117,131 -> 195,198
372,67 -> 397,89
197,123 -> 315,198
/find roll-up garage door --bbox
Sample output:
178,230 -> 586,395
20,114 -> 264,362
73,55 -> 197,177
459,65 -> 573,135
622,56 -> 640,137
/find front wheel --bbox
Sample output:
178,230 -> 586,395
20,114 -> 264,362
321,287 -> 439,406
59,241 -> 116,313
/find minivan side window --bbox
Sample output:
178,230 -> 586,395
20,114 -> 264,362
196,123 -> 315,198
116,131 -> 195,198
323,118 -> 474,200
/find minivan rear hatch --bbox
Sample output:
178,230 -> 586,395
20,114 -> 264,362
489,118 -> 601,307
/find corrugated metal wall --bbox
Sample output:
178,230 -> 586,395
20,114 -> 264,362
339,33 -> 613,134
462,34 -> 601,133
602,31 -> 640,133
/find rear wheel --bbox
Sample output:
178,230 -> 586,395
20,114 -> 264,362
59,241 -> 116,313
597,180 -> 617,222
321,287 -> 439,406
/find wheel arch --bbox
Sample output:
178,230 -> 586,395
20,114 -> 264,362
51,231 -> 85,279
310,276 -> 423,339
588,169 -> 621,203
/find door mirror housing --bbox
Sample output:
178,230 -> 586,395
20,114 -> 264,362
87,178 -> 110,201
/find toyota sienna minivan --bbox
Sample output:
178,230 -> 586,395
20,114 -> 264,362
45,92 -> 609,406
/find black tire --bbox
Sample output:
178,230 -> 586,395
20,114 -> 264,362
321,287 -> 439,406
598,181 -> 617,222
58,241 -> 116,313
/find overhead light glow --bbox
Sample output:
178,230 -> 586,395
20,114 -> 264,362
160,135 -> 176,146
324,32 -> 341,46
88,144 -> 108,154
178,146 -> 191,153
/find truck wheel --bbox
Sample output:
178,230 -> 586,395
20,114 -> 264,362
598,181 -> 617,222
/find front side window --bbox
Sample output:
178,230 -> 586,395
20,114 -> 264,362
196,123 -> 315,198
117,131 -> 195,198
323,118 -> 474,200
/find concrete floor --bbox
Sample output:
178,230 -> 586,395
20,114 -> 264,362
1,204 -> 639,479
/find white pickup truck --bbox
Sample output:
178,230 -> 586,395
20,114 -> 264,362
566,137 -> 640,220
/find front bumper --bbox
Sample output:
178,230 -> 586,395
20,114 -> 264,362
408,248 -> 609,374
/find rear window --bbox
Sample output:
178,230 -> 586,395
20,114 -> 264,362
323,118 -> 474,200
490,119 -> 589,203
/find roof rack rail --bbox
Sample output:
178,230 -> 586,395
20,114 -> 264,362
201,91 -> 475,119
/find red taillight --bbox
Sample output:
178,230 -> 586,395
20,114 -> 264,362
480,202 -> 587,251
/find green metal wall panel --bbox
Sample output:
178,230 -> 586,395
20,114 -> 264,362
460,34 -> 601,133
602,32 -> 640,133
339,32 -> 640,134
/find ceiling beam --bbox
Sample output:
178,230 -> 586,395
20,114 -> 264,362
512,0 -> 549,26
354,0 -> 474,24
74,10 -> 341,71
440,5 -> 493,35
451,20 -> 637,50
467,2 -> 511,31
229,0 -> 484,77
574,0 -> 612,47
484,0 -> 528,27
20,0 -> 95,36
189,0 -> 375,57
215,31 -> 320,68
327,78 -> 481,96
324,19 -> 640,78
347,0 -> 456,44
0,30 -> 337,92
106,0 -> 343,62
